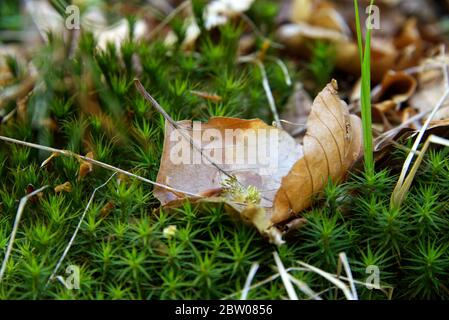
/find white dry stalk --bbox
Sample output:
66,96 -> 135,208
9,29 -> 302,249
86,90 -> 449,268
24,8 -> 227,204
222,266 -> 310,300
0,108 -> 17,125
339,252 -> 358,300
391,134 -> 449,207
287,266 -> 393,296
272,251 -> 298,300
279,119 -> 307,127
335,253 -> 342,298
287,274 -> 322,300
0,185 -> 49,281
391,50 -> 449,208
135,80 -> 273,204
224,263 -> 389,300
256,60 -> 282,129
297,261 -> 355,300
46,173 -> 117,288
240,262 -> 259,300
134,80 -> 235,181
238,55 -> 282,128
374,109 -> 432,151
0,134 -> 201,198
266,57 -> 292,87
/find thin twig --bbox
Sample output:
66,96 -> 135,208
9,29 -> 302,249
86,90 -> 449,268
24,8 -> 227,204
339,252 -> 358,300
135,80 -> 277,204
391,48 -> 449,208
335,253 -> 342,298
0,185 -> 49,281
286,266 -> 393,296
266,57 -> 292,86
287,274 -> 322,300
134,79 -> 235,181
273,251 -> 298,300
396,92 -> 449,184
240,263 -> 259,300
146,0 -> 190,40
297,261 -> 355,300
0,135 -> 200,198
45,173 -> 117,288
238,56 -> 282,128
391,134 -> 449,208
223,264 -> 391,300
279,119 -> 306,127
374,109 -> 432,150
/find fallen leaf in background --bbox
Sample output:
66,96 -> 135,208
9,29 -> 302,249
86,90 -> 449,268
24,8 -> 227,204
370,71 -> 418,133
337,38 -> 398,83
280,82 -> 312,138
277,0 -> 438,83
153,80 -> 362,244
374,71 -> 417,113
410,55 -> 449,120
374,121 -> 449,170
277,22 -> 348,43
276,2 -> 398,83
306,1 -> 352,36
394,18 -> 424,70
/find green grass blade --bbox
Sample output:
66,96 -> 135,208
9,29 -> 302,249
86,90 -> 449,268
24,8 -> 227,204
354,0 -> 375,176
353,0 -> 364,63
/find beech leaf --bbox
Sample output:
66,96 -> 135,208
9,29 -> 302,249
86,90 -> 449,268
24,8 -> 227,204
153,81 -> 362,244
272,80 -> 363,223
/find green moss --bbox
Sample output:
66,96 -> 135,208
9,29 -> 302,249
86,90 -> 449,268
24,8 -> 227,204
1,1 -> 449,300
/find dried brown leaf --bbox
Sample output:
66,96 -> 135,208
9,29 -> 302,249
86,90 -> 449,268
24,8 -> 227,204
79,152 -> 94,179
410,57 -> 449,120
374,71 -> 417,113
153,81 -> 362,243
100,201 -> 115,219
154,117 -> 302,207
54,182 -> 72,193
272,80 -> 363,223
